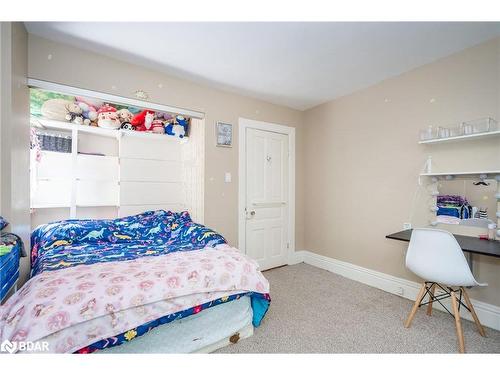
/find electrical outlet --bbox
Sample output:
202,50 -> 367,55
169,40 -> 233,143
403,223 -> 412,230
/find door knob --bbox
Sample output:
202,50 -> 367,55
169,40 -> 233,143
250,210 -> 256,216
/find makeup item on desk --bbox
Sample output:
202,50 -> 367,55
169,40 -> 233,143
478,208 -> 488,219
471,207 -> 478,218
488,223 -> 497,241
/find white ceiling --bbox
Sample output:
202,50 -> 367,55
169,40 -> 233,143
25,22 -> 500,110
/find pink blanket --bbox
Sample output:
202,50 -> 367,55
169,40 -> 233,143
0,244 -> 269,353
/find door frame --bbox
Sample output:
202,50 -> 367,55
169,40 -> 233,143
238,117 -> 296,264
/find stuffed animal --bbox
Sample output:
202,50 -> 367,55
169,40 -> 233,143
176,115 -> 189,126
120,122 -> 133,131
131,110 -> 155,132
144,112 -> 155,131
65,102 -> 84,125
76,101 -> 98,126
41,99 -> 74,121
155,112 -> 174,121
165,122 -> 187,138
164,115 -> 189,138
151,119 -> 165,134
114,109 -> 133,130
76,96 -> 104,110
97,104 -> 121,129
116,108 -> 133,124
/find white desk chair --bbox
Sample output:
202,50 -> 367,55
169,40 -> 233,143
404,228 -> 487,353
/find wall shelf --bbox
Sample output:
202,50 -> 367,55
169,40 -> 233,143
32,117 -> 117,138
420,170 -> 500,179
418,130 -> 500,144
31,117 -> 187,142
76,204 -> 119,208
31,204 -> 70,209
77,153 -> 118,159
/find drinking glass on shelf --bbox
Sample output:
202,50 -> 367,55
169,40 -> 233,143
437,126 -> 450,138
420,126 -> 435,140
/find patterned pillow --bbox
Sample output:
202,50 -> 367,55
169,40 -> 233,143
0,216 -> 9,231
32,210 -> 177,249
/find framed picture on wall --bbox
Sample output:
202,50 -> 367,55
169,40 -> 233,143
216,121 -> 233,147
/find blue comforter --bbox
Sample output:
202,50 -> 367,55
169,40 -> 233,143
29,210 -> 270,353
31,210 -> 227,276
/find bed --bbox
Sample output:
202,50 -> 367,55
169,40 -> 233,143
0,210 -> 270,353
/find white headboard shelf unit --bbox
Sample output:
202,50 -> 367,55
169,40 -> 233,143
29,79 -> 205,228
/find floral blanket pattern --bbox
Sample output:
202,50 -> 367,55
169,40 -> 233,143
0,244 -> 270,353
30,210 -> 227,276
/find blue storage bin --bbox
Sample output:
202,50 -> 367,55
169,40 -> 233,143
0,239 -> 21,301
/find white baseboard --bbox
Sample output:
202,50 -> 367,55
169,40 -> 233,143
289,250 -> 500,331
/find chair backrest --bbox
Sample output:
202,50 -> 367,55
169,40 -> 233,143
406,228 -> 479,287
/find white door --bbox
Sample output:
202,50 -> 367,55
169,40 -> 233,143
245,128 -> 289,270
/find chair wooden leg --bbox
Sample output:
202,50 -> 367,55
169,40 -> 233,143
461,287 -> 486,337
450,290 -> 465,353
405,282 -> 427,328
426,283 -> 436,316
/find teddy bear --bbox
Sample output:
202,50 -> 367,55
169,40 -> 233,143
116,108 -> 133,130
131,110 -> 155,132
97,104 -> 121,129
116,108 -> 133,123
65,102 -> 85,125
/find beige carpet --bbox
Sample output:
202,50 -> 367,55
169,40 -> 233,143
216,263 -> 500,353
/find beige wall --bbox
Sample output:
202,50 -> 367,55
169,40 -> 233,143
303,37 -> 500,306
23,31 -> 500,308
1,22 -> 30,284
27,34 -> 305,252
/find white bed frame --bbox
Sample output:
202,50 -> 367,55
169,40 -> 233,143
97,297 -> 254,354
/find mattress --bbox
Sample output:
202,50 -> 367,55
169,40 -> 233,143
98,296 -> 253,353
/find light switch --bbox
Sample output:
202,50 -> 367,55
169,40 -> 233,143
224,172 -> 232,183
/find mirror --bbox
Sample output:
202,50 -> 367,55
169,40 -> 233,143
436,179 -> 497,227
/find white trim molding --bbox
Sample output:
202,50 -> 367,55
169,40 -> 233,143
292,250 -> 500,331
238,117 -> 296,264
28,78 -> 205,119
